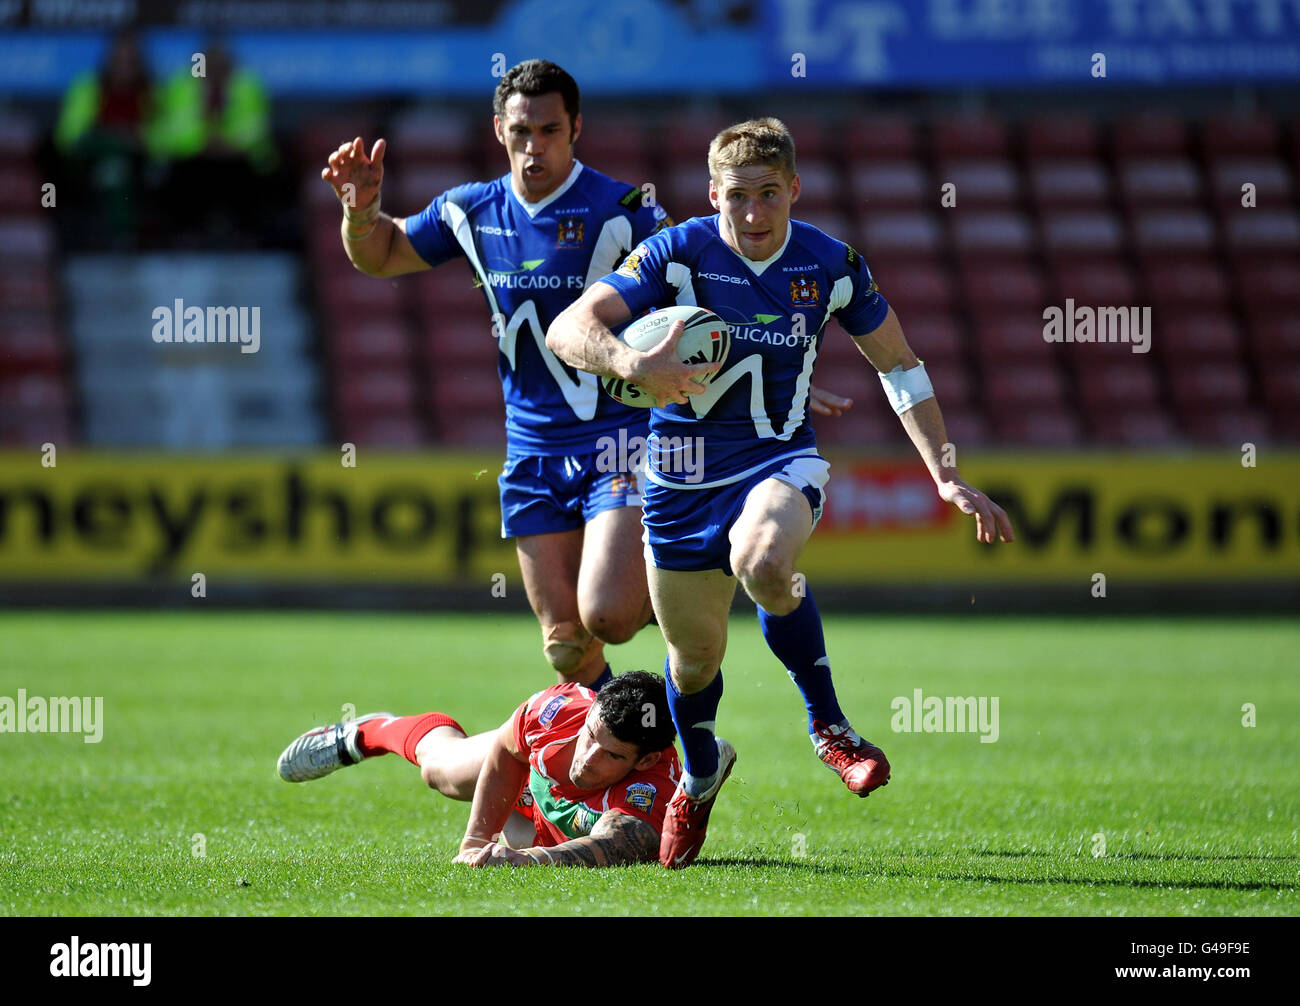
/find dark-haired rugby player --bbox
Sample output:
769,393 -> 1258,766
277,670 -> 682,868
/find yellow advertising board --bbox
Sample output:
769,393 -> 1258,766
0,451 -> 1295,584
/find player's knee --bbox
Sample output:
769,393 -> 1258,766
734,550 -> 797,613
580,602 -> 646,646
668,649 -> 722,693
542,620 -> 597,674
420,762 -> 455,797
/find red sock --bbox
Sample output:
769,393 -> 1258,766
356,713 -> 465,764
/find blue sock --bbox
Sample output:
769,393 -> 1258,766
757,586 -> 844,733
591,663 -> 614,691
664,655 -> 722,781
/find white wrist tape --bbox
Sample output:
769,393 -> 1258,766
878,361 -> 935,415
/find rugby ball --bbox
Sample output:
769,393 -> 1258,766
600,305 -> 730,408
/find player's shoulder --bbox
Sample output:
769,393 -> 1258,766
429,175 -> 508,217
789,217 -> 859,274
574,163 -> 644,210
639,214 -> 718,256
523,681 -> 594,730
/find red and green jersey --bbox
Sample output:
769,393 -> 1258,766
510,682 -> 679,848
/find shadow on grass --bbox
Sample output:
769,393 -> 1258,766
696,856 -> 848,875
972,850 -> 1300,863
694,852 -> 1294,891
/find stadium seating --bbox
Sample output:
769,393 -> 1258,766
190,105 -> 1300,448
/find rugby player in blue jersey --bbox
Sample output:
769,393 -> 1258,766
548,118 -> 1015,867
322,64 -> 854,691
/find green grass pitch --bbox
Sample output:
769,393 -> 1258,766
1,611 -> 1295,916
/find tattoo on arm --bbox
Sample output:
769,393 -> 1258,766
538,813 -> 659,868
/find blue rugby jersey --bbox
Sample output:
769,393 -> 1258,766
599,215 -> 890,488
403,160 -> 669,455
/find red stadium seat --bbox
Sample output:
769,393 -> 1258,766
961,261 -> 1049,310
1088,407 -> 1181,446
1028,160 -> 1112,208
922,360 -> 974,407
940,406 -> 990,446
860,211 -> 944,259
1023,115 -> 1100,160
951,210 -> 1035,257
1202,115 -> 1280,159
570,119 -> 650,164
937,159 -> 1023,207
434,368 -> 503,411
1223,211 -> 1300,256
1040,211 -> 1126,258
392,163 -> 477,209
1144,260 -> 1231,310
933,117 -> 1009,159
436,410 -> 507,447
1167,361 -> 1252,412
1260,363 -> 1300,413
788,160 -> 841,211
0,318 -> 63,376
389,110 -> 475,161
972,318 -> 1057,363
1207,157 -> 1293,207
1179,406 -> 1272,444
421,320 -> 503,367
661,119 -> 729,160
1051,259 -> 1138,305
1113,114 -> 1189,158
0,218 -> 55,266
812,408 -> 896,447
902,313 -> 967,363
844,116 -> 919,160
1131,209 -> 1217,255
993,408 -> 1084,447
1234,258 -> 1300,307
1075,360 -> 1162,412
1117,158 -> 1204,206
871,260 -> 955,313
1244,313 -> 1300,362
662,164 -> 714,219
849,162 -> 931,209
337,413 -> 427,447
0,112 -> 38,158
320,268 -> 406,314
782,118 -> 831,160
796,210 -> 853,241
0,165 -> 43,215
984,362 -> 1067,408
0,269 -> 57,311
337,368 -> 418,414
409,264 -> 486,318
0,408 -> 74,447
329,320 -> 413,367
0,374 -> 69,411
1155,312 -> 1242,362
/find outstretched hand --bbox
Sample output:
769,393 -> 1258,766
452,841 -> 534,868
322,136 -> 386,211
809,385 -> 853,417
937,478 -> 1015,544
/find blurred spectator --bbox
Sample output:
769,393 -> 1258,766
149,41 -> 281,247
54,30 -> 154,249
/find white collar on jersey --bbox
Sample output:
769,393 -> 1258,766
717,217 -> 793,277
509,159 -> 585,218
